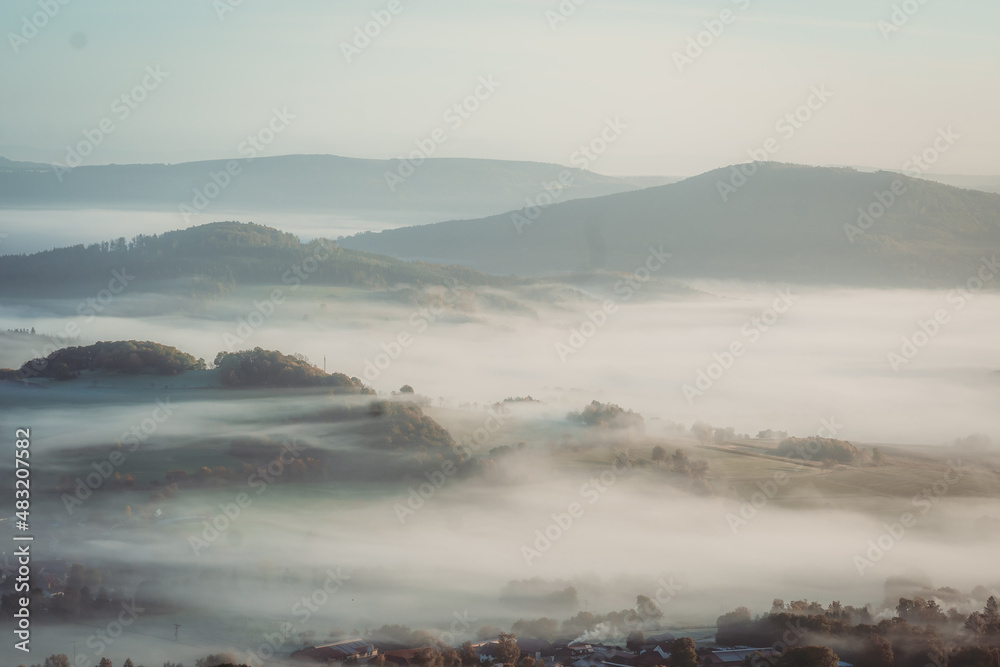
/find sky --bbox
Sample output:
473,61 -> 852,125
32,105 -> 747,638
1,0 -> 998,176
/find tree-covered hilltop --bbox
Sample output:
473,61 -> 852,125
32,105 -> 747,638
0,220 -> 519,296
17,340 -> 206,380
3,341 -> 372,391
213,347 -> 370,392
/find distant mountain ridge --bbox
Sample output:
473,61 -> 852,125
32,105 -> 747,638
340,162 -> 1000,287
0,153 -> 675,220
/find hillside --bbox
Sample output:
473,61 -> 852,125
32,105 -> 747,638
0,221 -> 518,296
341,163 -> 1000,287
0,153 -> 673,219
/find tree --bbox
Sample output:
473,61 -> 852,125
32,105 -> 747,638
670,449 -> 690,474
651,446 -> 666,463
775,646 -> 839,667
949,646 -> 1000,667
626,631 -> 644,652
44,656 -> 70,667
99,659 -> 113,667
496,632 -> 521,666
668,638 -> 698,667
860,634 -> 894,667
741,652 -> 769,667
872,447 -> 886,466
637,594 -> 663,619
414,648 -> 444,667
459,641 -> 478,666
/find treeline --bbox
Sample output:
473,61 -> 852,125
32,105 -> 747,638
0,220 -> 515,296
214,347 -> 369,392
17,340 -> 206,380
4,342 -> 374,393
717,596 -> 1000,667
568,400 -> 645,430
776,436 -> 858,464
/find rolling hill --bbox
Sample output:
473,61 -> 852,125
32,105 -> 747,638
0,221 -> 520,297
340,162 -> 1000,287
0,153 -> 674,220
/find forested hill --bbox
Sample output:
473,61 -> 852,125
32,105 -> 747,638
342,163 -> 1000,287
0,221 -> 517,296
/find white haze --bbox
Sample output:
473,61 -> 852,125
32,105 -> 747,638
2,282 -> 999,665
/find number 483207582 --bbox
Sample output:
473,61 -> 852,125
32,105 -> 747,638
15,428 -> 30,524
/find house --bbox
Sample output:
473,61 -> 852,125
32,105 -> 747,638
551,642 -> 596,666
701,648 -> 778,667
635,645 -> 670,667
601,649 -> 639,667
292,638 -> 378,663
381,648 -> 427,667
517,637 -> 553,660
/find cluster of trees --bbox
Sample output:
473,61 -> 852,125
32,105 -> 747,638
776,437 -> 858,464
650,446 -> 711,494
0,221 -> 512,297
17,340 -> 206,380
717,595 -> 1000,667
567,401 -> 644,430
507,594 -> 672,643
362,401 -> 457,451
213,347 -> 369,392
3,326 -> 36,334
18,658 -> 146,667
690,422 -> 739,445
3,570 -> 142,623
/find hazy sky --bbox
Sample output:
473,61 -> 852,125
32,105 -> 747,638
1,0 -> 998,175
